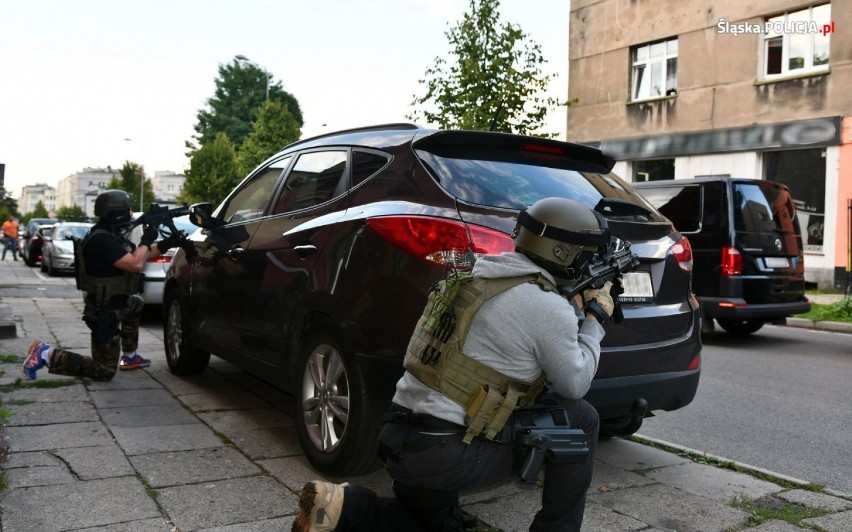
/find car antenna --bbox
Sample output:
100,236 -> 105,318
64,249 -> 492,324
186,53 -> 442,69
489,98 -> 504,132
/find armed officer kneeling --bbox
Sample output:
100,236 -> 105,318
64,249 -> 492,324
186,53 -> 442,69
23,189 -> 185,381
294,197 -> 624,532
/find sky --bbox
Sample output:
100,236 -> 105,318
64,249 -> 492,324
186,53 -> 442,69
0,0 -> 569,201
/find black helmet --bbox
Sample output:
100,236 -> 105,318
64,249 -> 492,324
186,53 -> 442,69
512,197 -> 610,279
94,189 -> 134,226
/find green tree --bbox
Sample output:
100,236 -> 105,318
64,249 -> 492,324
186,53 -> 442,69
179,132 -> 240,206
30,201 -> 49,218
56,204 -> 88,220
408,0 -> 562,135
237,100 -> 301,176
106,161 -> 154,211
192,57 -> 303,151
0,187 -> 19,218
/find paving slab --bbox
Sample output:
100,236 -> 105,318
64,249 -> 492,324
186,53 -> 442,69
54,443 -> 136,480
596,437 -> 690,471
1,382 -> 90,402
642,460 -> 783,502
76,518 -> 179,532
216,425 -> 304,460
130,446 -> 263,488
197,407 -> 295,432
4,462 -> 76,488
5,400 -> 98,425
88,388 -> 180,408
6,421 -> 114,451
178,390 -> 271,412
98,403 -> 199,428
111,423 -> 224,455
776,488 -> 852,512
0,476 -> 161,532
802,509 -> 852,530
156,476 -> 299,531
197,516 -> 296,531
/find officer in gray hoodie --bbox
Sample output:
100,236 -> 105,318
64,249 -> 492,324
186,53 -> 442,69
293,197 -> 615,532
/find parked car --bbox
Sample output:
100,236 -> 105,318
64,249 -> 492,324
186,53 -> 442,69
634,177 -> 810,335
40,221 -> 93,276
164,124 -> 701,476
20,218 -> 59,266
129,214 -> 196,305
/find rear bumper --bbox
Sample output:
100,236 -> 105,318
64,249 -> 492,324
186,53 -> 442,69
701,297 -> 811,320
142,277 -> 165,305
586,369 -> 700,421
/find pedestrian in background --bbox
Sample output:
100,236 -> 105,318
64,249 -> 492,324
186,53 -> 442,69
22,190 -> 182,380
2,215 -> 19,261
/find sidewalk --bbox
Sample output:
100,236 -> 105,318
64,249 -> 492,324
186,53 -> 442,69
0,261 -> 850,531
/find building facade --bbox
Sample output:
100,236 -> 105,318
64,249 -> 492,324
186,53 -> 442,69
19,184 -> 57,216
568,0 -> 851,288
56,167 -> 120,217
150,171 -> 185,205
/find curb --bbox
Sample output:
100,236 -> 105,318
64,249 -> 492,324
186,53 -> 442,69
631,434 -> 852,500
786,316 -> 852,334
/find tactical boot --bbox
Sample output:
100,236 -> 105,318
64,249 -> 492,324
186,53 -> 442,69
291,481 -> 347,532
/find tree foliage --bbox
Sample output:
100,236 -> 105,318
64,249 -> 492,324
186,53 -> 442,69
180,132 -> 240,206
408,0 -> 561,135
192,58 -> 303,151
30,201 -> 49,218
237,100 -> 301,176
56,204 -> 88,221
106,162 -> 154,211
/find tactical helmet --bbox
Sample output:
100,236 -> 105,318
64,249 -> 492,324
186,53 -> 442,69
512,197 -> 610,278
94,189 -> 134,226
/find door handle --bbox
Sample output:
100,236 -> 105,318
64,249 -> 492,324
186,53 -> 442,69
226,246 -> 245,261
294,244 -> 318,259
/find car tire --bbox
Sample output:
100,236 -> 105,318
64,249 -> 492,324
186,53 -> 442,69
164,289 -> 210,375
294,320 -> 381,477
716,319 -> 764,335
25,249 -> 36,267
41,257 -> 48,273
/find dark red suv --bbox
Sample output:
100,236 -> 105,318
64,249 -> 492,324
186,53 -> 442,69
164,124 -> 701,476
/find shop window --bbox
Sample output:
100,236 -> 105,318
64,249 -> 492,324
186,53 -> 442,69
633,159 -> 675,182
764,148 -> 826,252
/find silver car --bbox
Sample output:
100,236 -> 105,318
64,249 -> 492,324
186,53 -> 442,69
129,215 -> 196,305
40,222 -> 93,276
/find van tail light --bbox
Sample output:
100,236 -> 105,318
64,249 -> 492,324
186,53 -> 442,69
720,246 -> 742,276
671,236 -> 693,272
366,216 -> 514,270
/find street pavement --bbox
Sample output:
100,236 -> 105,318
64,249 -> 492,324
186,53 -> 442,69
0,259 -> 850,531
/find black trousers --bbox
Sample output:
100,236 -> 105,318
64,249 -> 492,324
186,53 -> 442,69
334,395 -> 599,532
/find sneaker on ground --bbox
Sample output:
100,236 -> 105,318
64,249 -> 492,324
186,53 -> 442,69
291,481 -> 347,532
22,341 -> 50,380
119,353 -> 151,370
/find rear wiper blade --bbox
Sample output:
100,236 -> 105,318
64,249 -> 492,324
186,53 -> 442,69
594,198 -> 653,218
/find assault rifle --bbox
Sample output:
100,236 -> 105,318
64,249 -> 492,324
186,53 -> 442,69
127,203 -> 190,236
560,237 -> 640,323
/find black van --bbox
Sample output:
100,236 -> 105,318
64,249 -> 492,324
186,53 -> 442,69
634,177 -> 810,335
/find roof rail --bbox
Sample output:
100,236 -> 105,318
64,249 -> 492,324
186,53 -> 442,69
286,123 -> 420,150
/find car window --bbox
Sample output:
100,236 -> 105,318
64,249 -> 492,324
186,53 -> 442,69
637,185 -> 702,233
732,182 -> 795,234
351,150 -> 391,187
58,225 -> 91,240
274,151 -> 347,214
221,157 -> 292,224
415,149 -> 658,217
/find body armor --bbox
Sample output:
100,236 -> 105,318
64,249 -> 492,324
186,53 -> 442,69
75,229 -> 140,305
404,271 -> 559,443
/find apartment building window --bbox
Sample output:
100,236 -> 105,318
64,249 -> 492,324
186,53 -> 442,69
633,159 -> 675,182
631,38 -> 678,101
763,4 -> 831,78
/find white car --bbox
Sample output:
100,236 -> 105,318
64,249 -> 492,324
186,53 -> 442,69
129,214 -> 196,305
40,222 -> 93,276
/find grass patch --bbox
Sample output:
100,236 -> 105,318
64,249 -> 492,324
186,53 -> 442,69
0,355 -> 21,363
732,495 -> 830,526
796,296 -> 852,323
0,378 -> 81,394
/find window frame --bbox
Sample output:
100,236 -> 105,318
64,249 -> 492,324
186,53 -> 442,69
761,4 -> 831,80
630,37 -> 678,102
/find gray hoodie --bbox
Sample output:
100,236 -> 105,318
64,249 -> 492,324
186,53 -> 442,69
393,252 -> 605,426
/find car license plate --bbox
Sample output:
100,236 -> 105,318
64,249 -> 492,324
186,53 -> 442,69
764,257 -> 789,268
619,271 -> 654,303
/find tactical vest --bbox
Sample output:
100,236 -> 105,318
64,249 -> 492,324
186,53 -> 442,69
405,271 -> 559,443
75,229 -> 140,305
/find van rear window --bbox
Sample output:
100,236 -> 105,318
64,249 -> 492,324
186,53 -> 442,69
732,182 -> 796,234
636,185 -> 701,232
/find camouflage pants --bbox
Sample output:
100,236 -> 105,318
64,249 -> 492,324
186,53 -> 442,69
48,294 -> 145,381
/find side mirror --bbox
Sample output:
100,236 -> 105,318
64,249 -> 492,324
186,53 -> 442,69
189,203 -> 217,229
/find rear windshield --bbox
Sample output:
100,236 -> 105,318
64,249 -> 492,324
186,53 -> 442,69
635,185 -> 702,233
732,182 -> 796,234
415,149 -> 662,219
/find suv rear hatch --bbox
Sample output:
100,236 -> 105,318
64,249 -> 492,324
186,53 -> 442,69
730,180 -> 806,304
412,131 -> 697,376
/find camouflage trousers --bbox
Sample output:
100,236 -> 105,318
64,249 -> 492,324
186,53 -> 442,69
48,294 -> 145,381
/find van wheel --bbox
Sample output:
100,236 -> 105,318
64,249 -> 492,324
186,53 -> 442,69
164,289 -> 210,375
294,321 -> 381,477
717,319 -> 764,335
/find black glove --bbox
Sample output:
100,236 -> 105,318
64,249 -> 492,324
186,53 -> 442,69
156,233 -> 184,254
140,225 -> 159,248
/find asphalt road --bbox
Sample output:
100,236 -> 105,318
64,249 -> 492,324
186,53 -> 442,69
638,324 -> 852,496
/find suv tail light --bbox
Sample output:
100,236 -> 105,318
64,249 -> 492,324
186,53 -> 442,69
147,248 -> 177,264
366,216 -> 514,269
720,246 -> 742,276
671,236 -> 693,272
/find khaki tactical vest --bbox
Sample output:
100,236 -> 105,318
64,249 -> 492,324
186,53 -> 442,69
75,229 -> 140,305
405,271 -> 559,443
